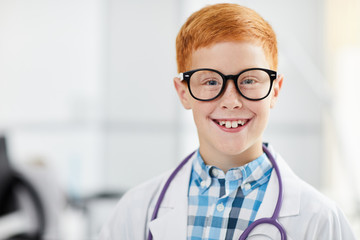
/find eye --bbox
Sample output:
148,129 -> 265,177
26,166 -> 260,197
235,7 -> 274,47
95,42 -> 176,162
206,79 -> 220,86
241,78 -> 256,85
191,70 -> 223,88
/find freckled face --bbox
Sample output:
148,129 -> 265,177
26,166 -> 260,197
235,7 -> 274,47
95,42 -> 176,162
175,41 -> 282,167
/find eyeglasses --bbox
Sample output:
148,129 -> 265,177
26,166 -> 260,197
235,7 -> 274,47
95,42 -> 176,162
179,68 -> 277,101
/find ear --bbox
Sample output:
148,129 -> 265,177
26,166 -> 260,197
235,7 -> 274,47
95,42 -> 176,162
270,74 -> 283,109
174,77 -> 192,109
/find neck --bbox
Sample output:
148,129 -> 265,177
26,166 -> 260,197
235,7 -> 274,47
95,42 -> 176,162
199,143 -> 263,173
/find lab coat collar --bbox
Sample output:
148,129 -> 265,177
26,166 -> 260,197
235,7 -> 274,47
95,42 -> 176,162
148,152 -> 194,240
248,146 -> 300,239
149,146 -> 301,240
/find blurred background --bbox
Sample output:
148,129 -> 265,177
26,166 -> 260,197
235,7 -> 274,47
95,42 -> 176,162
0,0 -> 359,239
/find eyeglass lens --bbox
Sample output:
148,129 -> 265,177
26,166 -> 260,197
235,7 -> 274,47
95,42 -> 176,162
189,69 -> 271,100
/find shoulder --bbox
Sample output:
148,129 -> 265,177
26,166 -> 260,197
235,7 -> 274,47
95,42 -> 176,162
275,152 -> 356,239
99,170 -> 172,240
296,177 -> 338,219
123,170 -> 171,204
114,169 -> 173,213
272,148 -> 339,215
297,179 -> 355,239
99,152 -> 196,240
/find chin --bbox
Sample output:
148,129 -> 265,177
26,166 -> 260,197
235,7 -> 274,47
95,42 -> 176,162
216,142 -> 248,156
216,140 -> 262,158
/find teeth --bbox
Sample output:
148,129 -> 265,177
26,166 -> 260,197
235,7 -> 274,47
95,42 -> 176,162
238,120 -> 245,126
219,120 -> 246,128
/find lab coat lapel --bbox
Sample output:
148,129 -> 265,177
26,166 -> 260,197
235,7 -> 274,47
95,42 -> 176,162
248,151 -> 300,239
148,149 -> 301,239
148,154 -> 194,240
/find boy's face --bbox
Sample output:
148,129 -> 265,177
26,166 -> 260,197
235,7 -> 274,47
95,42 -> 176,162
174,41 -> 283,168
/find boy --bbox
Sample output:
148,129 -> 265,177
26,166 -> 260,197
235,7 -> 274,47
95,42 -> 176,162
100,3 -> 355,239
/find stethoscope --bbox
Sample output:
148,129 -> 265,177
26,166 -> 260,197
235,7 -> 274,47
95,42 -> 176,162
147,144 -> 286,240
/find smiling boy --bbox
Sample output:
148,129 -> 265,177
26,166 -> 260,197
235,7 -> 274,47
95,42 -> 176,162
175,41 -> 279,171
100,3 -> 355,240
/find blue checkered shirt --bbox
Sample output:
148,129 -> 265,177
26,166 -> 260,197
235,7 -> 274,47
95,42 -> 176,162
187,150 -> 273,240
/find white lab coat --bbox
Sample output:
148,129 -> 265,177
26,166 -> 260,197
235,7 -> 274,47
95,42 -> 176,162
99,147 -> 356,240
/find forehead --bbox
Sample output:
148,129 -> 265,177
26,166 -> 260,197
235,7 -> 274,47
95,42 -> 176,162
190,41 -> 270,74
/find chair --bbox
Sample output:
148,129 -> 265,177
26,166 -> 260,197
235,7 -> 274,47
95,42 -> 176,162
0,136 -> 46,240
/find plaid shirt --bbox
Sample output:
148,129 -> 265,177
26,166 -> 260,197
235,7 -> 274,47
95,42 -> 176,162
187,150 -> 273,240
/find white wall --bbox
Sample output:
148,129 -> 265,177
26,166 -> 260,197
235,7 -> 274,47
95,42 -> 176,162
102,0 -> 182,190
0,0 -> 106,196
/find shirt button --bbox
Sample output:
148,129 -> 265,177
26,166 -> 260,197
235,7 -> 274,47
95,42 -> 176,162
200,180 -> 206,188
211,168 -> 219,177
216,203 -> 224,212
243,183 -> 251,191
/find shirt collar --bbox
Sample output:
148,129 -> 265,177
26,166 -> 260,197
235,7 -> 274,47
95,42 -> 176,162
192,149 -> 273,195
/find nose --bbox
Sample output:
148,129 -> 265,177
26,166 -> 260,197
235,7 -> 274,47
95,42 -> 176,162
219,80 -> 243,109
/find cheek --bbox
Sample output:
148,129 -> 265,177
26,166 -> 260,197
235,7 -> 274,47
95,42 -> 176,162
191,102 -> 215,123
248,101 -> 271,120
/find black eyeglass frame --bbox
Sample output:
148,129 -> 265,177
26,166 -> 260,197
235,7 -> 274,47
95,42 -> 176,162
179,67 -> 277,101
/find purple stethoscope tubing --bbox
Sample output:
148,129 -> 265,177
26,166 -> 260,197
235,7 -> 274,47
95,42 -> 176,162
238,145 -> 286,240
147,151 -> 195,240
147,144 -> 286,240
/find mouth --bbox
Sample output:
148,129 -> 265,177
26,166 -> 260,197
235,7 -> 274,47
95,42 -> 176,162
213,119 -> 250,129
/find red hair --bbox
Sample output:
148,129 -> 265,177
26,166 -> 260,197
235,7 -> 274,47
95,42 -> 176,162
176,3 -> 278,73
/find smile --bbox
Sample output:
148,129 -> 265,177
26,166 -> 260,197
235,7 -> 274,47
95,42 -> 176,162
215,119 -> 249,129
